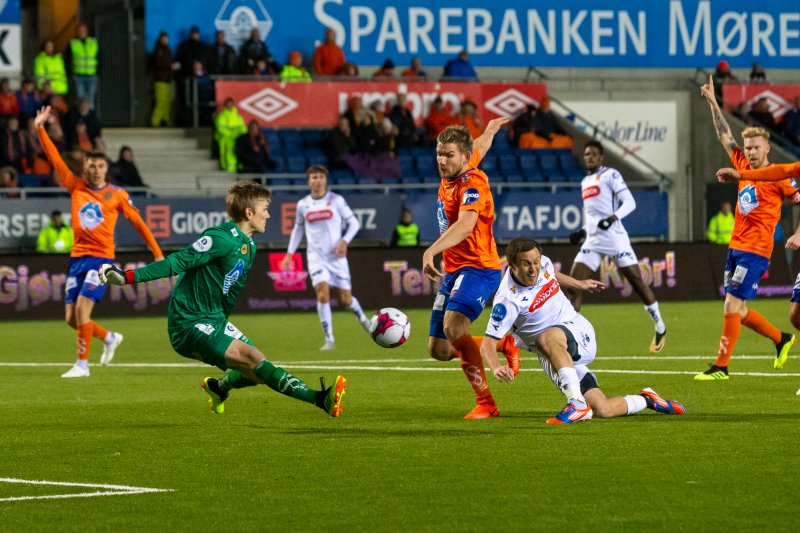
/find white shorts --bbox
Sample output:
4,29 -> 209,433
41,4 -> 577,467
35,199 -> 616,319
308,256 -> 352,291
573,236 -> 639,271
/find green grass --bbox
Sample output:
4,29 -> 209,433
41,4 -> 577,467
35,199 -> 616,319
2,300 -> 800,531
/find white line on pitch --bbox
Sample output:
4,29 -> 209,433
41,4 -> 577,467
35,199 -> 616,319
0,477 -> 173,503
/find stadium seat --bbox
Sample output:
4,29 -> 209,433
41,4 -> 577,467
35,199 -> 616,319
285,156 -> 307,174
329,168 -> 355,184
270,157 -> 287,173
397,155 -> 415,177
539,155 -> 565,181
559,153 -> 585,181
478,154 -> 497,174
306,154 -> 327,168
498,154 -> 519,177
518,154 -> 545,182
414,155 -> 436,176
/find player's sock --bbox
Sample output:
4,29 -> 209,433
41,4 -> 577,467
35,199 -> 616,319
624,394 -> 648,415
556,367 -> 587,408
77,323 -> 93,361
714,312 -> 741,367
452,335 -> 494,403
75,358 -> 89,370
254,359 -> 318,405
741,309 -> 782,344
317,301 -> 334,341
347,296 -> 369,324
91,321 -> 109,341
219,369 -> 256,393
645,302 -> 666,334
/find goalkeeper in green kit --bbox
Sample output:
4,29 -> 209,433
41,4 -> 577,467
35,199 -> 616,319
99,181 -> 347,417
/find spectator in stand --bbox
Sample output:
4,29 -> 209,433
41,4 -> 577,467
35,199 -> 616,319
109,146 -> 146,188
235,120 -> 276,174
175,26 -> 208,126
389,93 -> 417,149
783,96 -> 800,146
238,28 -> 279,75
37,210 -> 74,253
402,57 -> 426,79
214,97 -> 247,172
1,116 -> 30,171
707,201 -> 734,245
72,121 -> 95,151
205,30 -> 237,75
732,101 -> 750,122
34,40 -> 68,95
46,122 -> 67,153
344,96 -> 378,153
65,98 -> 102,150
747,97 -> 778,132
443,50 -> 477,80
325,116 -> 357,169
17,78 -> 43,123
191,60 -> 215,126
22,117 -> 52,175
150,31 -> 177,127
457,99 -> 483,139
252,58 -> 276,77
338,62 -> 359,77
0,165 -> 19,198
511,104 -> 537,147
390,208 -> 419,247
0,78 -> 20,122
63,23 -> 100,109
712,60 -> 736,106
372,59 -> 396,78
313,27 -> 346,77
749,62 -> 767,82
424,96 -> 456,143
369,100 -> 396,155
532,96 -> 573,149
280,51 -> 312,82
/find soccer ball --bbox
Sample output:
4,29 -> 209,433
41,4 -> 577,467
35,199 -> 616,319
369,307 -> 411,348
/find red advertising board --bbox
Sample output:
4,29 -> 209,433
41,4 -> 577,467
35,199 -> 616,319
722,83 -> 800,120
215,81 -> 548,127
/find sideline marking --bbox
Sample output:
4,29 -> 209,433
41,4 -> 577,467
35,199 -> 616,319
0,478 -> 173,503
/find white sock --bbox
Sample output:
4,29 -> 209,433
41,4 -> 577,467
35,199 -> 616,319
76,359 -> 89,370
348,296 -> 368,323
104,332 -> 116,344
557,367 -> 586,407
624,394 -> 647,415
645,302 -> 666,334
317,301 -> 334,341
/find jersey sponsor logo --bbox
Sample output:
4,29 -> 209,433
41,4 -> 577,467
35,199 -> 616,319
791,178 -> 799,189
78,201 -> 104,231
223,322 -> 244,340
223,259 -> 245,295
85,269 -> 101,289
582,185 -> 601,200
231,227 -> 239,237
738,185 -> 758,216
462,188 -> 480,206
65,276 -> 77,292
241,244 -> 248,254
436,199 -> 449,234
491,303 -> 507,321
528,278 -> 560,312
306,209 -> 334,223
194,324 -> 215,335
192,236 -> 213,252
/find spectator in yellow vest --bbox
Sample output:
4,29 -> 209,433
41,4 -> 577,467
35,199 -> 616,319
37,210 -> 74,253
280,52 -> 312,83
34,40 -> 68,95
214,98 -> 247,172
707,201 -> 735,244
390,208 -> 420,247
64,23 -> 99,109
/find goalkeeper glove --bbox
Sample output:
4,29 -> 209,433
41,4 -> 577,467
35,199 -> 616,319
99,264 -> 129,285
597,216 -> 615,230
568,229 -> 586,245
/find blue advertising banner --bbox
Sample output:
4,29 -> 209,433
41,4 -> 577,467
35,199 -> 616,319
146,0 -> 800,69
0,0 -> 19,24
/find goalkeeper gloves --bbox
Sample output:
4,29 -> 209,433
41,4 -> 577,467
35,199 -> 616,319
98,264 -> 130,285
568,229 -> 586,245
597,216 -> 616,230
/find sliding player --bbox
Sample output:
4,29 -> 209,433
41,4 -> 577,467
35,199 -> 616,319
35,106 -> 164,378
98,181 -> 347,417
696,75 -> 798,380
480,236 -> 685,424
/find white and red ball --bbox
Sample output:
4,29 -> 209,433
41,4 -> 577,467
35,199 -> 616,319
369,307 -> 411,348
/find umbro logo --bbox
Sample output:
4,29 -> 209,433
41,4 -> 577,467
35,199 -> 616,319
745,90 -> 792,119
484,89 -> 539,117
240,88 -> 299,123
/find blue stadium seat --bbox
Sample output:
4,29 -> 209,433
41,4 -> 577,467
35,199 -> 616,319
18,174 -> 47,187
282,140 -> 303,156
410,146 -> 429,158
539,154 -> 565,181
285,156 -> 307,174
329,168 -> 355,184
306,154 -> 327,167
479,154 -> 497,174
559,153 -> 585,182
397,155 -> 415,177
270,157 -> 287,173
414,155 -> 436,176
498,155 -> 519,177
279,129 -> 301,145
518,154 -> 546,182
264,129 -> 280,147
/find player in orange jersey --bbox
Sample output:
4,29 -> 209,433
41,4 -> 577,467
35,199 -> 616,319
34,106 -> 164,378
422,117 -> 519,419
695,76 -> 799,381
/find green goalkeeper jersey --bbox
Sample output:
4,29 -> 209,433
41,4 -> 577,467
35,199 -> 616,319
133,221 -> 255,331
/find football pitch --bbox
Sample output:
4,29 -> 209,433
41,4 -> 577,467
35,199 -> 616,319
2,300 -> 800,532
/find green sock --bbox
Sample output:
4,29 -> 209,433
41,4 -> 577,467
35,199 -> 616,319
254,360 -> 318,405
219,369 -> 256,393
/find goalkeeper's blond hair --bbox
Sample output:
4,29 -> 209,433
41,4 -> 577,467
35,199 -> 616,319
227,181 -> 271,222
741,126 -> 770,141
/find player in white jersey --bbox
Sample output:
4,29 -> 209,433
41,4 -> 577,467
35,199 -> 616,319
568,140 -> 667,354
281,165 -> 371,350
480,237 -> 685,424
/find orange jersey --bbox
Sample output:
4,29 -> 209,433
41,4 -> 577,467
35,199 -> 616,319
38,126 -> 162,260
436,150 -> 502,272
739,161 -> 800,182
729,147 -> 800,258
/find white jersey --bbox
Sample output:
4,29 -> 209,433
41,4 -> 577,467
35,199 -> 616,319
485,255 -> 578,346
580,166 -> 631,246
291,192 -> 357,263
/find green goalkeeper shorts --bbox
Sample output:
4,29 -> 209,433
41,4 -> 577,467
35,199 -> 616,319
169,320 -> 254,371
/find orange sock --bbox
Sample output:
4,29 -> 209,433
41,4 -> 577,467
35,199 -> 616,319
474,335 -> 515,354
452,335 -> 493,403
741,309 -> 782,344
714,313 -> 741,367
77,323 -> 93,361
91,321 -> 109,341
